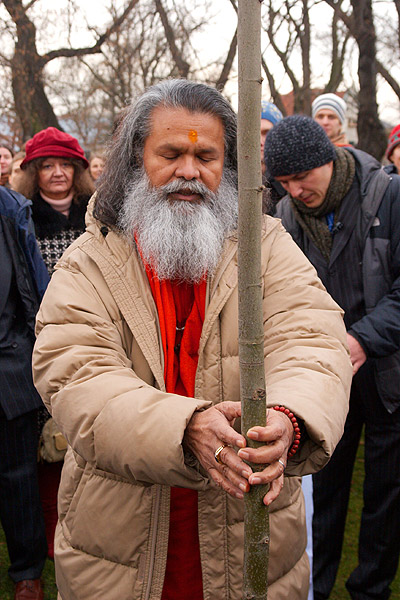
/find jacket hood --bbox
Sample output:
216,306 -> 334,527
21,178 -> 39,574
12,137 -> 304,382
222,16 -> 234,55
345,147 -> 384,198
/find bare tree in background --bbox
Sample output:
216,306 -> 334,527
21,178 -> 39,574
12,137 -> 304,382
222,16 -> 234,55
53,0 -> 237,148
323,0 -> 387,158
46,0 -> 203,147
1,0 -> 140,140
0,0 -> 238,148
373,2 -> 400,107
258,0 -> 350,116
264,0 -> 312,114
154,0 -> 238,91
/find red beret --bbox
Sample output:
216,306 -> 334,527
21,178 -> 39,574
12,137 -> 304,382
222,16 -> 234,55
21,127 -> 89,169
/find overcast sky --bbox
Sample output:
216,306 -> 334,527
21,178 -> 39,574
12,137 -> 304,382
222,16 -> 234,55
1,0 -> 399,122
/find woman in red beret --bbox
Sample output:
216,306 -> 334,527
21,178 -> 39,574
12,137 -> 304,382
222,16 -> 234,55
17,128 -> 94,560
18,127 -> 94,274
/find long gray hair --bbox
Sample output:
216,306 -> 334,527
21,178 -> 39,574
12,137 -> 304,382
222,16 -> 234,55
94,79 -> 237,229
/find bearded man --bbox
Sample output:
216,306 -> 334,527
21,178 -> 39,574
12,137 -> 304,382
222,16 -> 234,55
32,79 -> 351,600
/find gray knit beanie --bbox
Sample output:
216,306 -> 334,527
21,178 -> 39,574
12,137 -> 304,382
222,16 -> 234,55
264,115 -> 336,178
312,93 -> 347,124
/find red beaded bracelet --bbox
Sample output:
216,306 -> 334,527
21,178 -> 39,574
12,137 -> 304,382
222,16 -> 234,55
273,405 -> 301,458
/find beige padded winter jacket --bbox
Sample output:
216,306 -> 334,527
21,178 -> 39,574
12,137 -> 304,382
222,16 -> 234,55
33,205 -> 352,600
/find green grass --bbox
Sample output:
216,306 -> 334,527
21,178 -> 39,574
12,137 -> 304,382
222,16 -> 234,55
0,441 -> 399,599
0,546 -> 57,600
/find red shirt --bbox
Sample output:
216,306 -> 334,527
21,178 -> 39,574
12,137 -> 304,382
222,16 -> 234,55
144,272 -> 206,600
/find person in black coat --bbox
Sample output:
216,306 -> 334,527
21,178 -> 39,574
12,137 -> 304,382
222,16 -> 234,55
0,183 -> 49,600
15,127 -> 94,560
265,116 -> 400,600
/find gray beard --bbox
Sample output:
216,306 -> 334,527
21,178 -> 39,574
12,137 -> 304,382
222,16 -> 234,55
118,170 -> 238,283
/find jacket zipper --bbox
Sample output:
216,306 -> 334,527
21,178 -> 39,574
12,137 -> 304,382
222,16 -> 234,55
144,485 -> 162,600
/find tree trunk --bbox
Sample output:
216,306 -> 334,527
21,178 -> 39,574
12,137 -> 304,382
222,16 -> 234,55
351,0 -> 386,159
237,1 -> 269,598
300,0 -> 311,115
5,0 -> 61,139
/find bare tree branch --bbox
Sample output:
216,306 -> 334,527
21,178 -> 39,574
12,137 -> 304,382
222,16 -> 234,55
324,4 -> 351,92
41,0 -> 140,65
323,0 -> 353,30
265,2 -> 300,94
154,0 -> 190,77
393,0 -> 400,51
215,27 -> 237,90
261,57 -> 286,115
23,0 -> 39,10
376,58 -> 400,101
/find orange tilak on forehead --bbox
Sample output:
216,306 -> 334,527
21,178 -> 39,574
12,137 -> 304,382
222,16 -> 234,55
188,130 -> 198,143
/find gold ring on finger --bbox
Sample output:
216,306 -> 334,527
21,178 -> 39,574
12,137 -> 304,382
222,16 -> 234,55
214,444 -> 228,465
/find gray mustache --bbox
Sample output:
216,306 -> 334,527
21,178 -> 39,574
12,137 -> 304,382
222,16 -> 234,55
160,178 -> 212,197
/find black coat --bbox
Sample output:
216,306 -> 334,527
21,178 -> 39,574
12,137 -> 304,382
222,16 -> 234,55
31,191 -> 90,274
31,191 -> 89,238
276,148 -> 400,413
0,187 -> 49,419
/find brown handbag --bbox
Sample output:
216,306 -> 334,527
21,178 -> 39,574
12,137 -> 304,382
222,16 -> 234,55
38,417 -> 68,462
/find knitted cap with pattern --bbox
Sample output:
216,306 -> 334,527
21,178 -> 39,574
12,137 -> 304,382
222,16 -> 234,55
261,101 -> 283,125
312,93 -> 347,124
264,115 -> 336,177
386,124 -> 400,160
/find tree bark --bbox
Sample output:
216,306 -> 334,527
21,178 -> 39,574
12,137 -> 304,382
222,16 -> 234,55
228,0 -> 285,112
237,1 -> 269,598
4,0 -> 60,139
350,0 -> 386,159
299,0 -> 311,114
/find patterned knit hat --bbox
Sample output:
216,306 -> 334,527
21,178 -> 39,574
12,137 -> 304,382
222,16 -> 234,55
312,93 -> 347,124
385,124 -> 400,161
261,101 -> 283,125
21,127 -> 89,169
264,115 -> 336,177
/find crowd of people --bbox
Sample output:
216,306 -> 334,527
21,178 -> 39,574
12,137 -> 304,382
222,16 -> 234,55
0,81 -> 399,600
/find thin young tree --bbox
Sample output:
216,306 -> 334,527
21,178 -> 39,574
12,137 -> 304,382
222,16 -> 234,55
237,0 -> 269,598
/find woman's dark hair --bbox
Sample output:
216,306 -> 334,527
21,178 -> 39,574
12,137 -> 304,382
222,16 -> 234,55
16,157 -> 94,200
0,144 -> 14,157
94,79 -> 238,229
